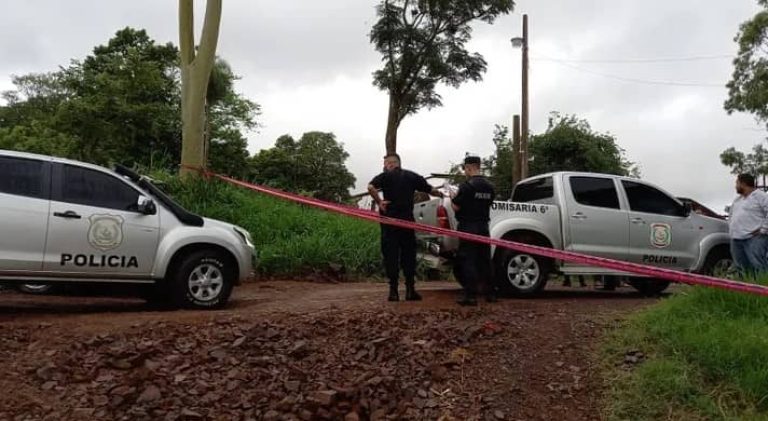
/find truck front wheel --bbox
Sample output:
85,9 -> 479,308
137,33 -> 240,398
171,250 -> 236,309
495,248 -> 551,296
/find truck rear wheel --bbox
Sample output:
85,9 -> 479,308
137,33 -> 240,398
494,247 -> 551,296
628,278 -> 670,296
171,250 -> 235,309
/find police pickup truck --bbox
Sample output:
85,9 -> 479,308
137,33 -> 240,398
414,172 -> 733,296
0,150 -> 255,309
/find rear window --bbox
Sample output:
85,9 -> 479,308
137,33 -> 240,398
512,177 -> 554,203
569,177 -> 620,210
0,156 -> 46,199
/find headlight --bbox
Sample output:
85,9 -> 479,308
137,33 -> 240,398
233,227 -> 254,247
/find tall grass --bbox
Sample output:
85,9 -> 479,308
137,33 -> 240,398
603,280 -> 768,420
158,175 -> 381,276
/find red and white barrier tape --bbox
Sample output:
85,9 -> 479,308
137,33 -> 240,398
188,166 -> 768,297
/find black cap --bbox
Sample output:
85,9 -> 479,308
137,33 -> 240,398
463,155 -> 482,165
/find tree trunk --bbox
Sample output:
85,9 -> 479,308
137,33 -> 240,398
384,94 -> 400,155
178,0 -> 222,178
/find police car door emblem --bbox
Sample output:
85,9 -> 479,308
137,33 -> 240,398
650,223 -> 672,248
87,215 -> 125,251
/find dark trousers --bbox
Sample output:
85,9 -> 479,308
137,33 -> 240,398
380,224 -> 417,286
453,222 -> 492,297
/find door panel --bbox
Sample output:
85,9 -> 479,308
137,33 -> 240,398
622,180 -> 698,269
0,157 -> 50,272
565,176 -> 629,262
43,164 -> 160,276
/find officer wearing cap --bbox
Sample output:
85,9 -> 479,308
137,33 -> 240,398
368,153 -> 444,302
451,154 -> 496,306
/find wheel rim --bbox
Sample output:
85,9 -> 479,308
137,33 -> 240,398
507,254 -> 541,290
712,258 -> 736,279
22,284 -> 50,292
188,264 -> 224,302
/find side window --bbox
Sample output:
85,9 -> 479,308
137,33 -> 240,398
512,177 -> 554,203
622,181 -> 684,217
0,156 -> 46,199
61,165 -> 140,211
569,177 -> 620,210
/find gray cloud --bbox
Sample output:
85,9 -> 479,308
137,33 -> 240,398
0,0 -> 764,212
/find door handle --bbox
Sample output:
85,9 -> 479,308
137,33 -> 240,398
631,217 -> 646,225
53,211 -> 81,219
571,212 -> 587,220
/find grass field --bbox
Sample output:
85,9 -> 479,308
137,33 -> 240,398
602,281 -> 768,420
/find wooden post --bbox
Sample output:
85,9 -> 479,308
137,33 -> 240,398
512,114 -> 521,185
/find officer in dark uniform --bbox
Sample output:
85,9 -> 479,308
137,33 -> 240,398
451,154 -> 496,306
368,153 -> 444,302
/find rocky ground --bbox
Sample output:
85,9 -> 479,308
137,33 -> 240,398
0,281 -> 655,420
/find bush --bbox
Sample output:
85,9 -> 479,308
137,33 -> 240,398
159,175 -> 381,277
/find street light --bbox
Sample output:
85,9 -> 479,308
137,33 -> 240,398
510,14 -> 529,179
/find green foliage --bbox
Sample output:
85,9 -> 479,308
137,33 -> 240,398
725,1 -> 768,124
249,132 -> 356,202
0,27 -> 258,175
206,58 -> 261,178
486,125 -> 516,199
602,281 -> 768,420
529,112 -> 637,177
720,144 -> 768,189
370,0 -> 514,151
156,174 -> 380,276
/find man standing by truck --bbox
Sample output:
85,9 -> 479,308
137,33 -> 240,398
368,153 -> 444,302
729,174 -> 768,278
451,155 -> 496,306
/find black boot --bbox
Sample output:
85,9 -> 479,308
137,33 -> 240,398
457,292 -> 477,306
388,283 -> 399,302
405,281 -> 422,301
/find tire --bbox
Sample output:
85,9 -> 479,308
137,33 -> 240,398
170,250 -> 236,309
701,247 -> 735,279
17,283 -> 55,294
494,246 -> 551,297
628,278 -> 670,296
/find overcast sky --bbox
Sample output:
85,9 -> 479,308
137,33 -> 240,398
0,0 -> 764,212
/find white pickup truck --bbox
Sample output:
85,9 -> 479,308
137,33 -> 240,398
0,150 -> 256,309
414,172 -> 733,296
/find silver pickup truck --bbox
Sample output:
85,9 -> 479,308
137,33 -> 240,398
414,172 -> 733,296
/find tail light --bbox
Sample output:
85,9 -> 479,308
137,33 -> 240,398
437,205 -> 450,229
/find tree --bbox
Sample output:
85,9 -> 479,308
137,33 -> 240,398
528,113 -> 636,177
721,144 -> 768,187
487,125 -> 516,199
205,58 -> 261,178
58,28 -> 181,166
250,132 -> 356,202
0,27 -> 257,173
370,0 -> 514,154
725,0 -> 768,124
179,0 -> 223,177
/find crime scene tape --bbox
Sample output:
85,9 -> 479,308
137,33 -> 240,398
188,167 -> 768,297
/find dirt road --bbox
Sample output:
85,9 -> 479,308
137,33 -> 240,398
0,281 -> 656,420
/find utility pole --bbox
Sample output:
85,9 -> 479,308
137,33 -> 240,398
521,14 -> 530,179
512,114 -> 521,185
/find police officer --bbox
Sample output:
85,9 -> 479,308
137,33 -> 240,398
368,153 -> 444,301
451,154 -> 496,306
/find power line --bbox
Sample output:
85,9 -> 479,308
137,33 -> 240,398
533,53 -> 734,64
540,59 -> 725,88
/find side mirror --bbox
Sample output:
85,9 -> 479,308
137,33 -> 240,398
137,196 -> 157,215
683,202 -> 693,217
